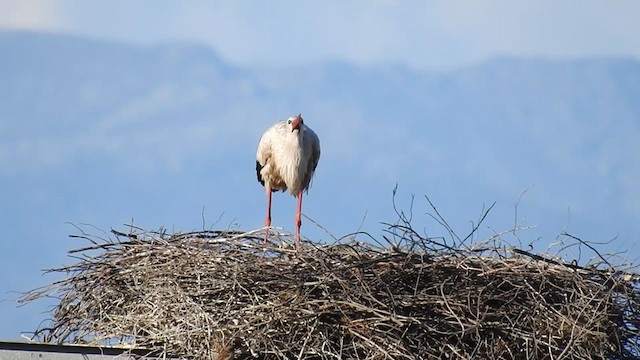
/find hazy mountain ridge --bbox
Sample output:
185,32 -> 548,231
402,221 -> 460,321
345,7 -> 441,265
4,32 -> 640,134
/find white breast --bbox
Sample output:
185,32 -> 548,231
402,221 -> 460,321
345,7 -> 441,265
256,119 -> 320,195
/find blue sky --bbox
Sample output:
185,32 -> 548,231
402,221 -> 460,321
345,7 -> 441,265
1,1 -> 640,70
1,1 -> 640,342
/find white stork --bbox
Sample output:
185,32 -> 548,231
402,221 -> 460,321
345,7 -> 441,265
256,114 -> 321,251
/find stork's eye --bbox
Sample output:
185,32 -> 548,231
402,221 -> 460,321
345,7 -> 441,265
287,119 -> 292,124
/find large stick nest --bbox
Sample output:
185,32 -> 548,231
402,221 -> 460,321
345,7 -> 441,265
21,218 -> 640,359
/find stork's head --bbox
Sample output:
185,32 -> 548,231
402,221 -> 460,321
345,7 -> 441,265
287,114 -> 304,133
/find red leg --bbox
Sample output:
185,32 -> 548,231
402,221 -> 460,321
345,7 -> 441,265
295,191 -> 303,252
264,187 -> 272,244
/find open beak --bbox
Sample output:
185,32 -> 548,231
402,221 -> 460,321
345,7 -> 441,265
291,114 -> 302,132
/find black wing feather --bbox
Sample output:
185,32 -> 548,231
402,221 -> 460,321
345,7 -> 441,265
256,161 -> 265,186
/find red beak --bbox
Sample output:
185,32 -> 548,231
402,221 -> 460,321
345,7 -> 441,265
291,114 -> 302,132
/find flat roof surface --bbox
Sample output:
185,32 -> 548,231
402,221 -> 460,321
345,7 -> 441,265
0,341 -> 171,359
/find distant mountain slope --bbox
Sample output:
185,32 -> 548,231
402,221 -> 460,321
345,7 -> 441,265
0,31 -> 250,137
